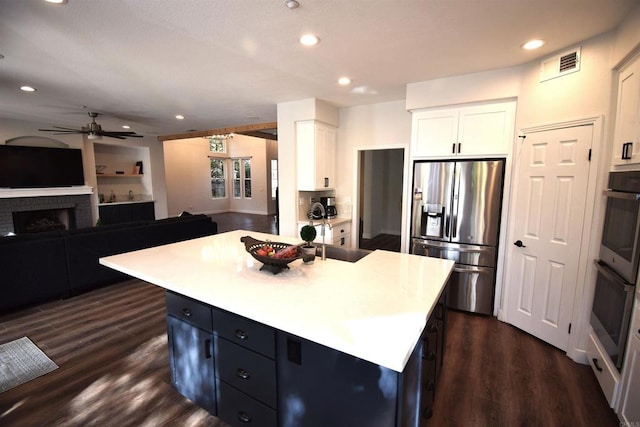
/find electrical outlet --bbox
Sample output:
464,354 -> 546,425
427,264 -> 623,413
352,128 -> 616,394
309,197 -> 314,204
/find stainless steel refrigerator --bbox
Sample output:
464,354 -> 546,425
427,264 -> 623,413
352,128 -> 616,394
410,159 -> 505,314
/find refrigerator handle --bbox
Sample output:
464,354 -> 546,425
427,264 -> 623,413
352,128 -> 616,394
444,212 -> 450,238
452,215 -> 457,238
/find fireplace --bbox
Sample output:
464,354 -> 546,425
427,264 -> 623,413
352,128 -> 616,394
0,189 -> 93,236
13,208 -> 76,234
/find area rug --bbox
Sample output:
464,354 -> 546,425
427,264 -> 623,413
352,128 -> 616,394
0,336 -> 58,393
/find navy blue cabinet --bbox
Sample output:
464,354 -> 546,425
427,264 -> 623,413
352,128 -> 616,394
98,201 -> 154,225
166,292 -> 216,415
166,290 -> 440,426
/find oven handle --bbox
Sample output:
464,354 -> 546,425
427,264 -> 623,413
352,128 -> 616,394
594,260 -> 634,288
603,190 -> 640,201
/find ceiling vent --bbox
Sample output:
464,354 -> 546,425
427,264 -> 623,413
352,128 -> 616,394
539,47 -> 581,82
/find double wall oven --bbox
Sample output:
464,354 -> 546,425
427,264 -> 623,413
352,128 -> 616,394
592,171 -> 640,370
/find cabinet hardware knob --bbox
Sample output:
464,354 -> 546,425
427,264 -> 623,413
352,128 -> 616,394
236,368 -> 251,379
592,358 -> 603,372
235,329 -> 248,340
428,323 -> 438,333
237,411 -> 252,423
181,308 -> 192,317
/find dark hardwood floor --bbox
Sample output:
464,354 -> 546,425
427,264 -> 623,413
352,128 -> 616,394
208,212 -> 278,234
360,233 -> 402,252
0,213 -> 617,426
426,310 -> 618,427
0,280 -> 227,427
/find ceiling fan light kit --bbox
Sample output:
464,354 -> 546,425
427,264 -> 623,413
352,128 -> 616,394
38,112 -> 143,140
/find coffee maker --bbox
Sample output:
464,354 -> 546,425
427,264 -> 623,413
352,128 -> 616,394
320,197 -> 338,219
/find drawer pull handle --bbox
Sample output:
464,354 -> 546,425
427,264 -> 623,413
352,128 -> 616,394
235,329 -> 248,340
238,411 -> 252,423
592,358 -> 603,372
236,368 -> 251,380
204,339 -> 212,359
182,308 -> 192,317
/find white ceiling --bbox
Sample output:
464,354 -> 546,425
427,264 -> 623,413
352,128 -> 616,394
1,0 -> 638,138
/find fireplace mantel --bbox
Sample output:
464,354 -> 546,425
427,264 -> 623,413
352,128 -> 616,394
0,186 -> 93,199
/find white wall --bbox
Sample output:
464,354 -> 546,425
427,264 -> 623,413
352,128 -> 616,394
163,134 -> 273,216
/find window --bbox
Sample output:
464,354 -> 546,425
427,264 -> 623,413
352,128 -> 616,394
210,158 -> 225,198
209,137 -> 227,153
243,159 -> 251,198
232,158 -> 251,199
271,159 -> 278,199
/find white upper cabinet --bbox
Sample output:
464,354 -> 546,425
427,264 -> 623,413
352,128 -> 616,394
297,120 -> 337,191
612,55 -> 640,167
411,101 -> 516,158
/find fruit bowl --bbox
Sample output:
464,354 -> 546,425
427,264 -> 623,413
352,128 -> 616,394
240,236 -> 302,274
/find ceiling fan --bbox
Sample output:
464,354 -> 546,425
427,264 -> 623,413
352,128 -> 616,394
39,112 -> 143,140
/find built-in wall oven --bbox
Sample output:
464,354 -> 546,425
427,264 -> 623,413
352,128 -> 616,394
592,171 -> 640,370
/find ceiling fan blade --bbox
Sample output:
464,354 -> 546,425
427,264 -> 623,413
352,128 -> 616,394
38,128 -> 84,133
51,125 -> 84,131
99,131 -> 143,138
98,133 -> 127,140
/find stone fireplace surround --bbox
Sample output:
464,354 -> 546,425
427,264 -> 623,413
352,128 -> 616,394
0,187 -> 93,236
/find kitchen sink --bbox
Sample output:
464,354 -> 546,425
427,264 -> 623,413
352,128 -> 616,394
315,245 -> 372,263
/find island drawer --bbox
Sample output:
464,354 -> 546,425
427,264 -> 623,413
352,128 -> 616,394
166,291 -> 212,331
217,381 -> 277,427
215,337 -> 277,408
213,309 -> 275,358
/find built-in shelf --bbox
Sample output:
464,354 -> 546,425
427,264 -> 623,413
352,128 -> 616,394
96,174 -> 144,178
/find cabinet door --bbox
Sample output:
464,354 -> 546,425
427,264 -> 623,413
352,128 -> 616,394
457,102 -> 514,156
166,316 -> 216,414
618,297 -> 640,422
619,334 -> 640,423
412,109 -> 459,157
317,123 -> 336,189
276,333 -> 400,426
612,60 -> 640,166
296,121 -> 337,190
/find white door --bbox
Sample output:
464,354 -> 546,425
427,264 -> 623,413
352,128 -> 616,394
505,125 -> 593,351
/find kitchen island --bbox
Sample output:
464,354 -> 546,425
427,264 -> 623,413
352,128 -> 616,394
100,230 -> 454,426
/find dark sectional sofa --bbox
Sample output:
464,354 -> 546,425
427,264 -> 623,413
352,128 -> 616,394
1,214 -> 217,314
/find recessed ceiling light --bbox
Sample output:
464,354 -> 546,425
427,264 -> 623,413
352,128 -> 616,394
122,125 -> 131,129
522,39 -> 544,50
45,0 -> 68,4
175,115 -> 185,120
285,0 -> 299,9
338,77 -> 351,86
299,34 -> 320,47
20,86 -> 37,92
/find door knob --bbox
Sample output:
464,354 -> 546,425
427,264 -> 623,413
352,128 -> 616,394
514,240 -> 526,248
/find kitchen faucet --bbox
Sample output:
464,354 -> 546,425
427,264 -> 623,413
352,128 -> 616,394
309,202 -> 332,260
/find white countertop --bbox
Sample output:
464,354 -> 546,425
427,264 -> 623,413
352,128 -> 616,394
100,230 -> 453,372
297,217 -> 351,227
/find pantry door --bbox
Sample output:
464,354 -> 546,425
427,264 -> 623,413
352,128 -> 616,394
505,124 -> 593,351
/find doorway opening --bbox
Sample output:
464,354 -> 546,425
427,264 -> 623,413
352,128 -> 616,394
358,148 -> 404,252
